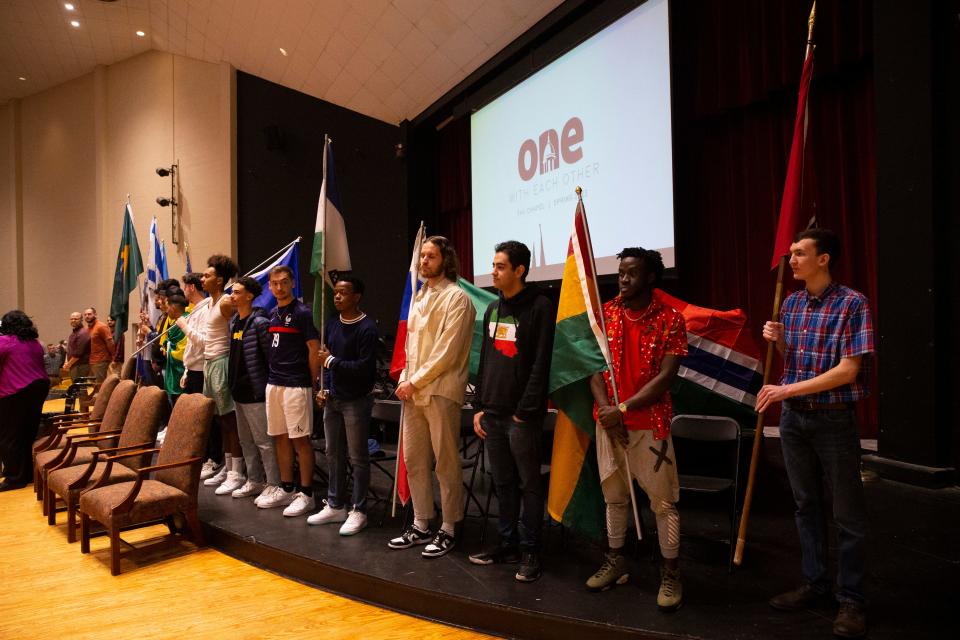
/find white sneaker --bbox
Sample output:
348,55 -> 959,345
199,459 -> 221,480
306,503 -> 347,526
214,471 -> 245,495
203,465 -> 228,486
232,480 -> 265,498
339,510 -> 367,536
254,485 -> 280,506
282,492 -> 315,517
257,487 -> 296,509
156,427 -> 167,446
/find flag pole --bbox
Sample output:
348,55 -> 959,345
318,134 -> 330,394
577,187 -> 643,541
392,220 -> 426,518
734,1 -> 816,567
129,237 -> 301,357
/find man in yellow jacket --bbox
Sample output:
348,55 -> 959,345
389,236 -> 476,558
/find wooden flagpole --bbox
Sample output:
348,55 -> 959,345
734,1 -> 816,566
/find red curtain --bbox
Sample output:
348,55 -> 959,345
434,0 -> 878,435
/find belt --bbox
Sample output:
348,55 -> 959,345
786,400 -> 852,412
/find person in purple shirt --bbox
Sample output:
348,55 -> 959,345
758,229 -> 873,640
0,310 -> 51,491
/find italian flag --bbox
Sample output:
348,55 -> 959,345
546,198 -> 609,540
311,135 -> 351,328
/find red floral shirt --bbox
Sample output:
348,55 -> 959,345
601,294 -> 687,439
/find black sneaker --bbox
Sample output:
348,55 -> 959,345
387,524 -> 432,550
515,551 -> 542,583
468,545 -> 521,566
421,530 -> 456,558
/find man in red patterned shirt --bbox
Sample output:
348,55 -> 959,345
588,247 -> 687,612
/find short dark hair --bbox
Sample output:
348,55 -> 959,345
616,247 -> 665,286
335,275 -> 365,296
269,265 -> 294,281
159,278 -> 180,291
795,228 -> 841,267
182,272 -> 203,288
494,241 -> 531,282
166,294 -> 187,309
0,310 -> 39,340
235,276 -> 263,298
424,236 -> 460,281
207,254 -> 239,283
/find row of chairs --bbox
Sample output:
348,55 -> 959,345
31,374 -> 215,575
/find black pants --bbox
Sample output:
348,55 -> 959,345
0,378 -> 51,485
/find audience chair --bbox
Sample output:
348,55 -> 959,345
33,375 -> 121,460
670,414 -> 742,572
120,357 -> 137,381
45,386 -> 166,542
35,380 -> 137,512
79,393 -> 215,575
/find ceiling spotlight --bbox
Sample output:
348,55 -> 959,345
156,196 -> 177,207
70,20 -> 80,28
18,76 -> 26,81
136,30 -> 146,37
279,47 -> 288,56
65,3 -> 75,10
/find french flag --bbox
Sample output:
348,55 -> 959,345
389,222 -> 425,506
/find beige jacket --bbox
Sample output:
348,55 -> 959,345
401,278 -> 476,406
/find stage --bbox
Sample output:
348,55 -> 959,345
196,439 -> 959,640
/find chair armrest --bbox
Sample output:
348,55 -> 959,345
105,448 -> 161,462
137,456 -> 202,476
58,421 -> 101,432
95,443 -> 156,458
51,411 -> 92,423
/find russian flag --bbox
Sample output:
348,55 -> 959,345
389,224 -> 426,383
657,290 -> 763,428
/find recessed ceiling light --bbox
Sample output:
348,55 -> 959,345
18,76 -> 26,81
136,30 -> 145,37
70,20 -> 80,28
279,47 -> 288,56
65,3 -> 75,10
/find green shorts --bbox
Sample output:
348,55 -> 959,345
203,356 -> 235,416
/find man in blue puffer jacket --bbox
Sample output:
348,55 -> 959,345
225,276 -> 280,503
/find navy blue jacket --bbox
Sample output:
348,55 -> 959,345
228,307 -> 271,402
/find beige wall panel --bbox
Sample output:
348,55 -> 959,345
20,74 -> 97,345
0,104 -> 18,315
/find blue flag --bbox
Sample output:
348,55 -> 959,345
246,240 -> 302,311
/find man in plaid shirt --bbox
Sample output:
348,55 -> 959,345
758,228 -> 873,639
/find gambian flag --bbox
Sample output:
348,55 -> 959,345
657,290 -> 762,429
546,199 -> 609,540
109,202 -> 144,343
310,135 -> 351,328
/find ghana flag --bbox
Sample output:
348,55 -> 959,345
546,198 -> 609,540
109,202 -> 144,342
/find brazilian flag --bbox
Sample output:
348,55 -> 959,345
109,203 -> 145,342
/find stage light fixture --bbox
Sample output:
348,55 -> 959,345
156,166 -> 175,177
156,196 -> 177,207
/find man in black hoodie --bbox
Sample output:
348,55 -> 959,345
469,241 -> 555,583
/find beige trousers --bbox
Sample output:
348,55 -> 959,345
402,396 -> 464,524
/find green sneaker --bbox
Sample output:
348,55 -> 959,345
585,550 -> 629,591
657,565 -> 683,612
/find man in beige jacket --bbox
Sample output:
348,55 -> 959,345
388,236 -> 476,558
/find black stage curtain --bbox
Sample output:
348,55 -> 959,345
435,0 -> 878,436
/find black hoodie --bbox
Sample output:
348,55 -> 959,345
474,283 -> 555,422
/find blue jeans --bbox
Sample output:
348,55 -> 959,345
483,413 -> 544,551
779,404 -> 867,604
323,395 -> 373,513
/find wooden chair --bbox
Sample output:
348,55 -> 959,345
79,393 -> 214,575
35,380 -> 137,513
45,386 -> 166,542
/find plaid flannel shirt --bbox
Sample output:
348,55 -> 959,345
779,281 -> 874,404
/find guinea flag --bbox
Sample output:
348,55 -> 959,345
109,202 -> 144,342
546,199 -> 609,540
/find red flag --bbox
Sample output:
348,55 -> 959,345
770,45 -> 815,269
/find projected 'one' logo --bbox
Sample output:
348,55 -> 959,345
517,117 -> 584,181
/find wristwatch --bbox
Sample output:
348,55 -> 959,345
617,402 -> 628,414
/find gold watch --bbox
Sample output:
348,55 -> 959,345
617,402 -> 628,414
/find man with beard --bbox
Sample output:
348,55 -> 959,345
62,311 -> 90,380
83,307 -> 114,382
389,236 -> 476,558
